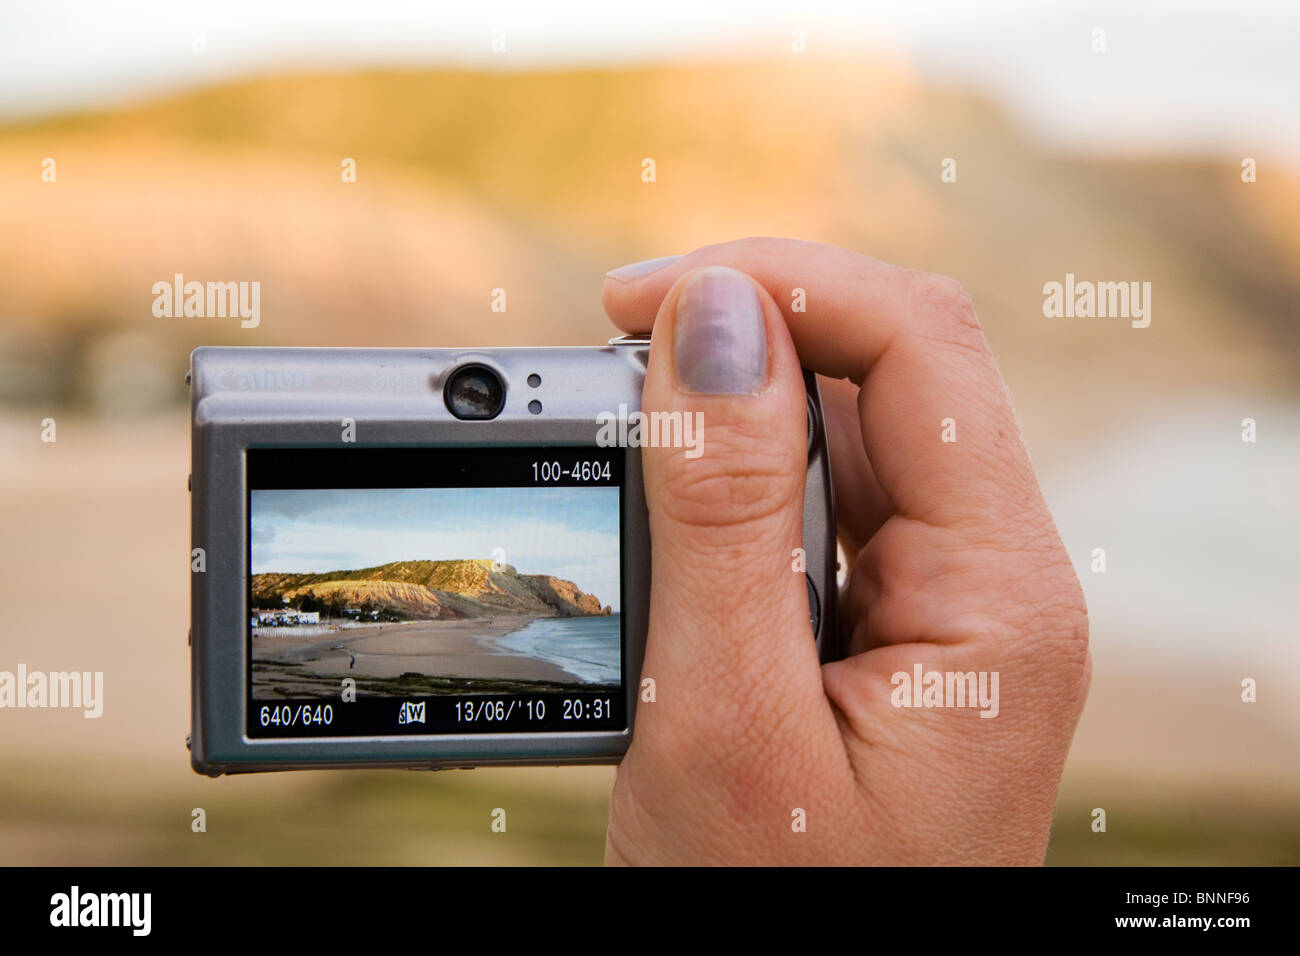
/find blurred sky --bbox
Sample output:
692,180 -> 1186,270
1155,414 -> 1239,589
3,0 -> 1298,159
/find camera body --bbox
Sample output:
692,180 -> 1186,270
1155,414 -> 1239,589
189,339 -> 837,775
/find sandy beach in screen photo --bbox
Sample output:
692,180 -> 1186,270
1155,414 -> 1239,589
251,615 -> 588,699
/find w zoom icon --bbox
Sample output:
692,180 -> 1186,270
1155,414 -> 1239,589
397,701 -> 426,725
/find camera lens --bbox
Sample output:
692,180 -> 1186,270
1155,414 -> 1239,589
443,364 -> 505,420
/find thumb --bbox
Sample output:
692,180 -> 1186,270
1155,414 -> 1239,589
636,266 -> 829,748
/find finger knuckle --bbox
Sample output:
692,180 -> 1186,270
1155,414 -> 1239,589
907,270 -> 988,350
1053,574 -> 1091,663
651,423 -> 801,531
910,270 -> 977,319
1012,556 -> 1091,682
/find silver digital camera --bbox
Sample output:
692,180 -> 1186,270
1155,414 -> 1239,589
188,337 -> 838,774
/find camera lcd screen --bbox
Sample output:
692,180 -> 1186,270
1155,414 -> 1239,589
245,447 -> 625,738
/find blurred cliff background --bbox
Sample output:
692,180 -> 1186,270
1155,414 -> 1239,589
1,0 -> 1297,864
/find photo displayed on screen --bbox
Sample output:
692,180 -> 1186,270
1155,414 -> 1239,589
249,486 -> 621,702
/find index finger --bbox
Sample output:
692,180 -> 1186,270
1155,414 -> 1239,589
602,237 -> 1046,540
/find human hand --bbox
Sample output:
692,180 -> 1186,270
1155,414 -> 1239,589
600,238 -> 1090,865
